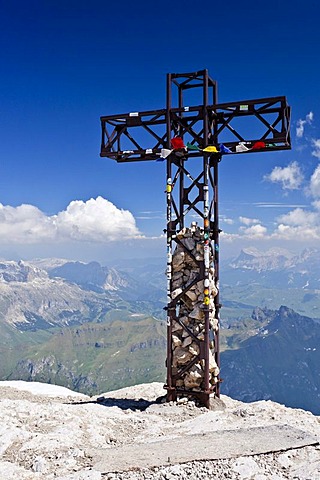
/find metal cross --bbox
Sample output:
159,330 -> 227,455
100,69 -> 291,408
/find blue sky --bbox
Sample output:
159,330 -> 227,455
0,0 -> 319,263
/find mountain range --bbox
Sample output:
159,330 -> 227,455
225,246 -> 320,289
221,247 -> 320,323
0,248 -> 320,411
221,305 -> 320,414
0,258 -> 167,394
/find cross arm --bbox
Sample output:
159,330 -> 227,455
100,95 -> 291,162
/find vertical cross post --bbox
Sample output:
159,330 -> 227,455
164,71 -> 220,407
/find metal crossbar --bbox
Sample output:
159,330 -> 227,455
101,99 -> 290,162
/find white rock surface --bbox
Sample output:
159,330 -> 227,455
0,381 -> 319,479
0,381 -> 85,397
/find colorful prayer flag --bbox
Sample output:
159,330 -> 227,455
171,137 -> 185,149
203,146 -> 218,153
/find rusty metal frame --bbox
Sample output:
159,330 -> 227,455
100,69 -> 291,408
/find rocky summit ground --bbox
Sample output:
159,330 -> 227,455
0,381 -> 319,479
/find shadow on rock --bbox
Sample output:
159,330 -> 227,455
66,395 -> 166,411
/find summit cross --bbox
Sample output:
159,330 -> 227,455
100,69 -> 291,408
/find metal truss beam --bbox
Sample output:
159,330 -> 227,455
101,100 -> 290,163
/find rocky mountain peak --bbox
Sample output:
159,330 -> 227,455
48,260 -> 130,292
251,306 -> 275,322
230,247 -> 295,272
0,260 -> 47,283
49,260 -> 106,286
104,267 -> 130,290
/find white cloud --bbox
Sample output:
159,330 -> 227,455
212,159 -> 320,248
220,160 -> 320,247
311,139 -> 320,160
220,231 -> 239,242
270,205 -> 320,241
136,210 -> 164,220
0,197 -> 142,244
312,200 -> 320,210
0,204 -> 55,243
139,211 -> 162,215
306,111 -> 314,123
296,119 -> 305,138
223,218 -> 234,225
221,203 -> 320,248
276,208 -> 318,227
272,223 -> 320,241
260,163 -> 320,243
239,216 -> 260,226
264,161 -> 303,190
296,111 -> 313,138
220,215 -> 234,225
272,224 -> 320,240
240,224 -> 267,238
136,216 -> 163,220
254,202 -> 307,208
309,164 -> 320,198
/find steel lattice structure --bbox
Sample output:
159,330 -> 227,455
100,70 -> 291,408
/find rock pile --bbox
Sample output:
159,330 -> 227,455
170,226 -> 219,391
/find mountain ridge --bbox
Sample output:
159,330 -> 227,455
1,252 -> 320,413
221,305 -> 320,414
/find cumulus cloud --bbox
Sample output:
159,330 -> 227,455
276,208 -> 318,227
223,218 -> 234,225
272,223 -> 320,241
0,197 -> 142,244
220,215 -> 234,225
263,163 -> 320,243
264,161 -> 303,191
222,205 -> 320,247
296,120 -> 305,139
222,160 -> 320,246
311,139 -> 320,160
240,224 -> 267,238
270,205 -> 320,242
307,111 -> 314,123
0,204 -> 55,243
239,216 -> 260,226
296,111 -> 313,138
309,164 -> 320,198
220,231 -> 239,242
274,225 -> 315,240
312,200 -> 320,210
